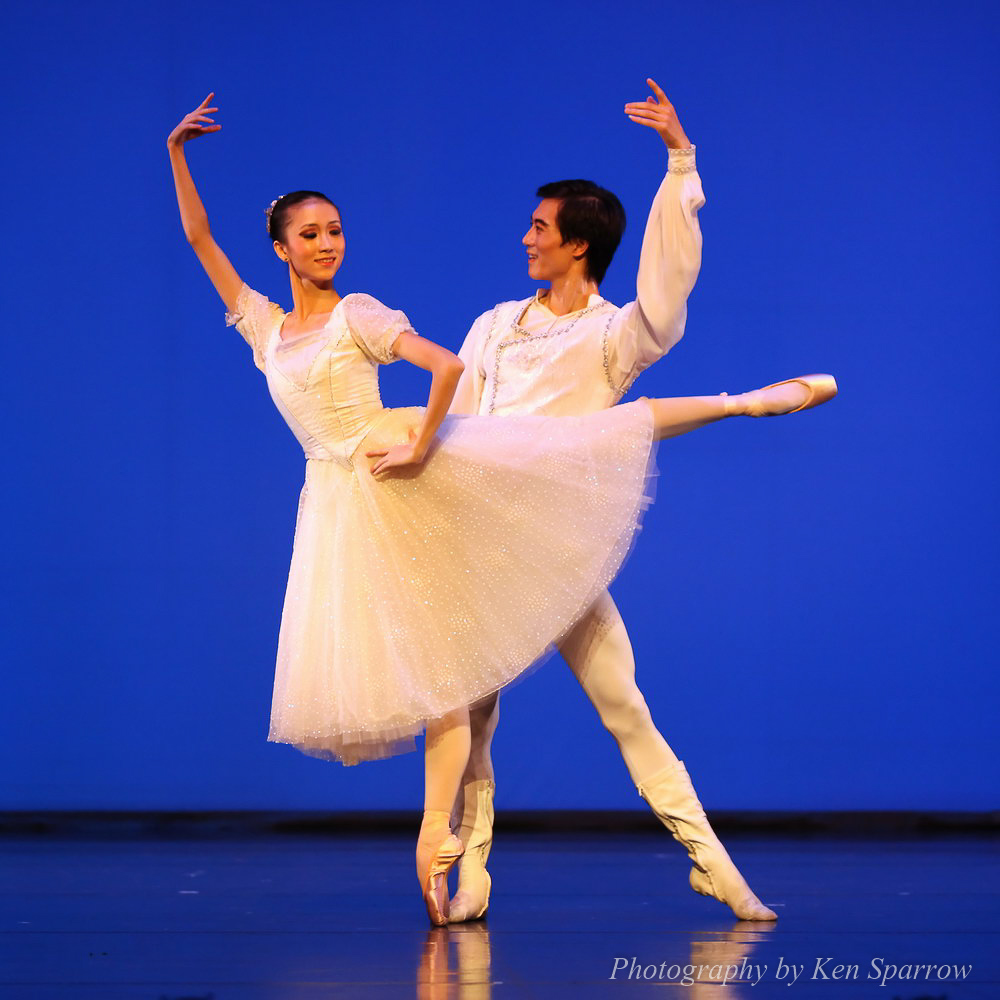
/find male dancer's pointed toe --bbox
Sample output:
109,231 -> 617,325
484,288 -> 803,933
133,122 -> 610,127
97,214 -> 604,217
638,761 -> 778,922
448,873 -> 492,923
690,867 -> 778,921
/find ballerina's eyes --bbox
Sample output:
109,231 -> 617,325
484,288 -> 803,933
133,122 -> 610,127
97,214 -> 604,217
300,229 -> 343,239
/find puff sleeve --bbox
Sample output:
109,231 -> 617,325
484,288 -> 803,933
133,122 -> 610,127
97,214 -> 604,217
342,293 -> 417,364
224,283 -> 285,371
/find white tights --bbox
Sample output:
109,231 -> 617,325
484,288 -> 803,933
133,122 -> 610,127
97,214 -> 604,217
418,707 -> 471,890
460,590 -> 676,790
425,707 -> 471,813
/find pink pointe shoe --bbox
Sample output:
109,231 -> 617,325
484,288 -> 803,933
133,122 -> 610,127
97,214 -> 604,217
738,374 -> 838,417
419,832 -> 465,926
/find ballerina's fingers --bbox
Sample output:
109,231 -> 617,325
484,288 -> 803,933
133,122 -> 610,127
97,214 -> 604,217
180,109 -> 221,137
187,94 -> 219,120
365,446 -> 390,476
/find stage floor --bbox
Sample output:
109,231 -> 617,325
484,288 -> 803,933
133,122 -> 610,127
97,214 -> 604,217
1,831 -> 997,998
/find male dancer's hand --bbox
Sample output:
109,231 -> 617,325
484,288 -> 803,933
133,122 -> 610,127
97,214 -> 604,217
624,78 -> 691,149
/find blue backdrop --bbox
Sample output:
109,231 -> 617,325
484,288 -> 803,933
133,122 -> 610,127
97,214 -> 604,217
3,0 -> 997,811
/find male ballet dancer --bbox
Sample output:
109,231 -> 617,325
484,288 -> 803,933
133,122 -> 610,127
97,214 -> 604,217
447,79 -> 777,923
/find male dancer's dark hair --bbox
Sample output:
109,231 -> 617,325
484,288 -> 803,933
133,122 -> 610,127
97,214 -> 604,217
535,180 -> 626,284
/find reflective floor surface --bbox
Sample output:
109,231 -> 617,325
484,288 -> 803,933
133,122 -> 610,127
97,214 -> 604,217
1,831 -> 997,998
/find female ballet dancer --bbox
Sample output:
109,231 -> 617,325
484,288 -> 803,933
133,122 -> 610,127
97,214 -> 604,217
167,94 -> 836,924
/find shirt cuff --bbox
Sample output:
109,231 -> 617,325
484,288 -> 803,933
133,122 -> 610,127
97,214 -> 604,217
667,146 -> 697,175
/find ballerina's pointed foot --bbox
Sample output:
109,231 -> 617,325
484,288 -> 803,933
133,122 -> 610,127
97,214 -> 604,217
689,866 -> 778,921
418,831 -> 465,926
729,374 -> 838,418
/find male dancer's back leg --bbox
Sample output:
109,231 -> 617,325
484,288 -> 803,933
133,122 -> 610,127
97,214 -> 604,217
450,589 -> 776,922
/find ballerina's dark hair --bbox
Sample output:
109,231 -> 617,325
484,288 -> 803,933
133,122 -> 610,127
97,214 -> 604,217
267,190 -> 341,242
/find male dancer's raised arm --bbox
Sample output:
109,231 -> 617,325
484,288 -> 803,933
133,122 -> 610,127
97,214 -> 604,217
608,78 -> 705,394
450,78 -> 705,419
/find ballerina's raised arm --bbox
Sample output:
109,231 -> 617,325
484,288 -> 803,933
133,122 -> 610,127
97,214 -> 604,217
166,92 -> 245,315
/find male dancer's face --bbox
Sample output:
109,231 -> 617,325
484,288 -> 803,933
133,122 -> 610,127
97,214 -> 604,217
522,199 -> 584,283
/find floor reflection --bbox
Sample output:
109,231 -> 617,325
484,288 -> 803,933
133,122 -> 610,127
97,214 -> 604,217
413,917 -> 773,998
417,923 -> 493,999
684,921 -> 774,997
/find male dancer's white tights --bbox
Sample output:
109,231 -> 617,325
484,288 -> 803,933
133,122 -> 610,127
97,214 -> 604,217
462,589 -> 676,792
454,587 -> 778,922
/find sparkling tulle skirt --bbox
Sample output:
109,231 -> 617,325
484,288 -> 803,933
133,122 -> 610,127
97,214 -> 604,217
267,399 -> 657,765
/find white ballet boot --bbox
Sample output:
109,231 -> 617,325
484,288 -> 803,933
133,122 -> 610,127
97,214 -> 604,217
637,761 -> 777,921
448,778 -> 494,922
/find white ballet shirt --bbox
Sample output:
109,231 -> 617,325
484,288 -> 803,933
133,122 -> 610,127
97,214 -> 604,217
451,147 -> 705,418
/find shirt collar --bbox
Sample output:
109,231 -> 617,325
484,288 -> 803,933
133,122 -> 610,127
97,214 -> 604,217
532,289 -> 605,317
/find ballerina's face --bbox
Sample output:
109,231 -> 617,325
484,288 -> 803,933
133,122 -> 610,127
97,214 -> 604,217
523,199 -> 587,283
274,199 -> 346,283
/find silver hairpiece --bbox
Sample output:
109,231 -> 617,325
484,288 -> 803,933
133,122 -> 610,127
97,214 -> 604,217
265,196 -> 282,234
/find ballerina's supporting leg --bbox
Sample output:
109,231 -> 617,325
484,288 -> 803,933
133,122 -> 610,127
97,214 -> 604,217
418,707 -> 471,925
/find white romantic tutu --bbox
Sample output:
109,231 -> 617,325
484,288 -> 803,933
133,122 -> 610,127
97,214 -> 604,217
266,399 -> 657,765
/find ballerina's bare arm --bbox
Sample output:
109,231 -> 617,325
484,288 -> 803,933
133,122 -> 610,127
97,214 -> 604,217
166,92 -> 244,314
365,333 -> 464,477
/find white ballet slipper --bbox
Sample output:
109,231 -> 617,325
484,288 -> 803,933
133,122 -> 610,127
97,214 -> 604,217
449,779 -> 494,922
637,762 -> 778,921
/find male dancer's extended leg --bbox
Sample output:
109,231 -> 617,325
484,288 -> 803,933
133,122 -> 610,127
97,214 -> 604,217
560,591 -> 777,921
449,592 -> 775,922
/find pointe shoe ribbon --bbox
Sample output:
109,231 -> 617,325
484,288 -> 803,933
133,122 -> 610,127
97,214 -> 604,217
421,832 -> 465,926
637,762 -> 777,921
744,373 -> 838,417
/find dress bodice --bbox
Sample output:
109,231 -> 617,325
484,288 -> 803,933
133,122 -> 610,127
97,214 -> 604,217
226,285 -> 415,466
